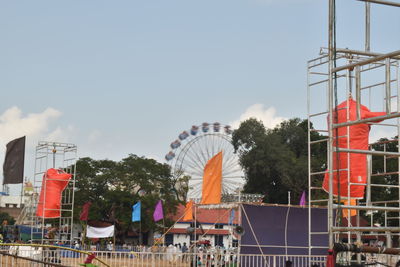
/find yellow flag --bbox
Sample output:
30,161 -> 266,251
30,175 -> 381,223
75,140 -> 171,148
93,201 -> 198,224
343,199 -> 357,217
201,151 -> 223,204
183,200 -> 194,221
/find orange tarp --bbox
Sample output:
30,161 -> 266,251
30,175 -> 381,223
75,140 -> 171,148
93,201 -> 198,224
322,98 -> 385,198
201,151 -> 223,204
183,200 -> 194,221
36,168 -> 72,218
343,199 -> 357,218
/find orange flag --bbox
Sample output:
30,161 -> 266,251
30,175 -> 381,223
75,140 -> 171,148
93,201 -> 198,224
343,199 -> 357,217
183,200 -> 194,221
201,151 -> 223,204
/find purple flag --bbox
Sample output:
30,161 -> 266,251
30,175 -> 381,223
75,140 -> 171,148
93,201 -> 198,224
299,191 -> 306,206
153,200 -> 164,222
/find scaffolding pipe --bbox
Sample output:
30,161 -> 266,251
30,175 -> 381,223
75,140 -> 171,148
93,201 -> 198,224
333,226 -> 400,232
357,0 -> 400,7
333,112 -> 400,128
332,50 -> 400,73
335,148 -> 400,157
386,58 -> 392,114
327,0 -> 335,250
355,66 -> 361,120
365,1 -> 371,52
333,204 -> 400,212
366,154 -> 372,207
329,48 -> 400,60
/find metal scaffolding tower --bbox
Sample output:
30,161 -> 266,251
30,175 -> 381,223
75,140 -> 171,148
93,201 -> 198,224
308,0 -> 400,265
18,142 -> 77,245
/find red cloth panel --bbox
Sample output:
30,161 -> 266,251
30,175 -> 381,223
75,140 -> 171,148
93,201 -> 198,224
36,168 -> 72,218
323,98 -> 385,198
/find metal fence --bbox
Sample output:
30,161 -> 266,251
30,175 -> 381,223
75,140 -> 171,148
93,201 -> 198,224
0,248 -> 327,267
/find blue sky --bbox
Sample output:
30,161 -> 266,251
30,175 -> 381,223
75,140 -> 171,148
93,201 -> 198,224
0,0 -> 399,187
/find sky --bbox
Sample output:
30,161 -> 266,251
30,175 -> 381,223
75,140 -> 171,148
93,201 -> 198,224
0,0 -> 399,192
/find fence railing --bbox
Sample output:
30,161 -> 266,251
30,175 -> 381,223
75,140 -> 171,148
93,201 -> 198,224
0,247 -> 327,267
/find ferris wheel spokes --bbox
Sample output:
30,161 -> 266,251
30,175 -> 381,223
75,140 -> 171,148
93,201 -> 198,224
166,123 -> 245,202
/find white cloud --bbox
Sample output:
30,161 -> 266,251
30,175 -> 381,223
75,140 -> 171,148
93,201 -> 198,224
0,106 -> 62,145
87,130 -> 102,144
0,106 -> 70,190
44,125 -> 76,143
230,104 -> 286,129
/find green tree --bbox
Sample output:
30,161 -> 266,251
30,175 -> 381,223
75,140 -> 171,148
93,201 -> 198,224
74,154 -> 181,244
232,118 -> 326,204
370,137 -> 399,226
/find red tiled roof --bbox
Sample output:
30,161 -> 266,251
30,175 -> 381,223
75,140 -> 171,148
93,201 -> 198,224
169,204 -> 238,224
168,228 -> 230,235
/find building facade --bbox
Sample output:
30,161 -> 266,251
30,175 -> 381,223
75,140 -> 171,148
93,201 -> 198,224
164,204 -> 238,248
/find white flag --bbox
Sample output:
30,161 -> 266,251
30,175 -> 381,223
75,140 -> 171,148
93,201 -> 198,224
86,225 -> 114,238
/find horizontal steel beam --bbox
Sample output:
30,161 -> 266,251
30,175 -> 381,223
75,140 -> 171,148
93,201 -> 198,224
336,48 -> 400,59
332,50 -> 400,72
333,226 -> 400,232
334,204 -> 400,212
333,112 -> 400,128
335,148 -> 400,157
357,0 -> 400,7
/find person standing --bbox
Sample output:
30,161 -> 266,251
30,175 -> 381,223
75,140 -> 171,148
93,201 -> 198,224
182,242 -> 188,262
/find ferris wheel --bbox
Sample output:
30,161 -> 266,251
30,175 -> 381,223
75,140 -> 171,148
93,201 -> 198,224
165,122 -> 244,201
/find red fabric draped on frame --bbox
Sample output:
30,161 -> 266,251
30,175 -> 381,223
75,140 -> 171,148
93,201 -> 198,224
36,168 -> 72,218
322,97 -> 385,199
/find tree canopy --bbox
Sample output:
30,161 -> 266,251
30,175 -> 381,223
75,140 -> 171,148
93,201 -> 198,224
0,212 -> 15,226
232,118 -> 326,204
74,154 -> 181,243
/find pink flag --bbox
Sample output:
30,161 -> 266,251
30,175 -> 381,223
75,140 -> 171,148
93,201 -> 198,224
153,200 -> 164,222
299,191 -> 306,206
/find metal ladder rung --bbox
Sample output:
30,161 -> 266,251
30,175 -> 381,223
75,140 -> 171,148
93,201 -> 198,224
310,138 -> 328,144
310,186 -> 323,190
309,111 -> 329,118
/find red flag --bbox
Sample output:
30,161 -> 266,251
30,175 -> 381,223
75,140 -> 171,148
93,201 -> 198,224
80,202 -> 92,221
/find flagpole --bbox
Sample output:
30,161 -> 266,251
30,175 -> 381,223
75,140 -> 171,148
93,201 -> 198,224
20,178 -> 24,208
194,203 -> 197,260
82,222 -> 87,250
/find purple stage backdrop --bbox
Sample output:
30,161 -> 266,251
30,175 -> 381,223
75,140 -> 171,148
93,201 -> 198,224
240,204 -> 328,256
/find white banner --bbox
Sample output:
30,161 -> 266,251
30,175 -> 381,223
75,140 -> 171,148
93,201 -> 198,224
86,225 -> 115,238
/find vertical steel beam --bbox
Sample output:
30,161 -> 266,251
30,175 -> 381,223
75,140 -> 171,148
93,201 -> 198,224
328,0 -> 335,250
386,58 -> 391,113
356,66 -> 361,120
365,2 -> 371,52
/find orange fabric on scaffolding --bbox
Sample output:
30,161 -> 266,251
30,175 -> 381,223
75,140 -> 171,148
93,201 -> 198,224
342,199 -> 357,218
322,97 -> 385,199
36,168 -> 72,218
201,151 -> 223,204
183,200 -> 194,221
